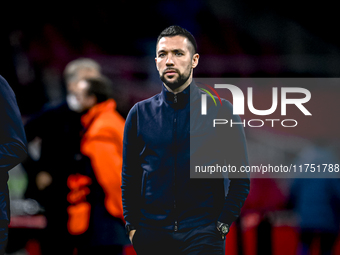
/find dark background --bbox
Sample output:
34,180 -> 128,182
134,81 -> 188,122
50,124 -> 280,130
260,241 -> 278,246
1,0 -> 340,117
2,1 -> 340,254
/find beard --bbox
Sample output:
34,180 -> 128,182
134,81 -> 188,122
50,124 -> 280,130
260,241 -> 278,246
160,67 -> 192,91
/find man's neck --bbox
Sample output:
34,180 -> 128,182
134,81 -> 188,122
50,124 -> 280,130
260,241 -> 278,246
164,76 -> 192,95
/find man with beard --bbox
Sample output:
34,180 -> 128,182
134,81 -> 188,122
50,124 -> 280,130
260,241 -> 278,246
122,25 -> 250,255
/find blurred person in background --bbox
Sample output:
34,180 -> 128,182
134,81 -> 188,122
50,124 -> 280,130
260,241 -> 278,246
288,140 -> 340,255
68,76 -> 129,255
22,58 -> 102,255
0,75 -> 27,255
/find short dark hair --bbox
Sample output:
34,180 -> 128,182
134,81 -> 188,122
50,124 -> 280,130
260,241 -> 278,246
85,76 -> 113,103
156,25 -> 197,55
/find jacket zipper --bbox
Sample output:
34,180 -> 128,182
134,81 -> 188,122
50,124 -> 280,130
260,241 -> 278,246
173,93 -> 178,232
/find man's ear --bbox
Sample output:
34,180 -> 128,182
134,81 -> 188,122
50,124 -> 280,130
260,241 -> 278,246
192,53 -> 199,68
89,95 -> 97,107
155,57 -> 159,71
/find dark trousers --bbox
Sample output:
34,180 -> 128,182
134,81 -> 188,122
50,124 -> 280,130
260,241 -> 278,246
78,245 -> 123,255
76,204 -> 129,255
132,222 -> 225,255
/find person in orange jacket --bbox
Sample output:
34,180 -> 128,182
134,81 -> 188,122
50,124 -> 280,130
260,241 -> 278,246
67,76 -> 129,255
23,58 -> 102,255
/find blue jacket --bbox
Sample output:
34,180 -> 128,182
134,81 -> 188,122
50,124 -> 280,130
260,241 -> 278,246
122,81 -> 249,231
289,145 -> 340,233
0,75 -> 27,251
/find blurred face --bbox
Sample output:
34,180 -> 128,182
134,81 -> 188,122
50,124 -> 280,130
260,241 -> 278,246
155,35 -> 199,93
67,68 -> 100,94
67,80 -> 96,113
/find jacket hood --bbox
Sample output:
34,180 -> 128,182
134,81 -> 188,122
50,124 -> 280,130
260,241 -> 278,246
81,99 -> 116,129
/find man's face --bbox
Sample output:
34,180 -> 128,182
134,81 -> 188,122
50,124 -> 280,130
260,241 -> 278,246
155,35 -> 199,91
67,68 -> 100,94
68,80 -> 96,113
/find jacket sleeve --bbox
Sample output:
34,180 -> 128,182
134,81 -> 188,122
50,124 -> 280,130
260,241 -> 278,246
121,104 -> 143,228
0,75 -> 27,172
217,100 -> 250,225
81,131 -> 125,221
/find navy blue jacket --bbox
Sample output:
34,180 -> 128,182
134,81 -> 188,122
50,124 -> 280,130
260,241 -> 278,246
0,76 -> 27,174
0,75 -> 27,251
122,81 -> 249,231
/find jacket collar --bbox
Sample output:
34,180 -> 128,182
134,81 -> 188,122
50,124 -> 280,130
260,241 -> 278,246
161,80 -> 200,108
81,99 -> 116,128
